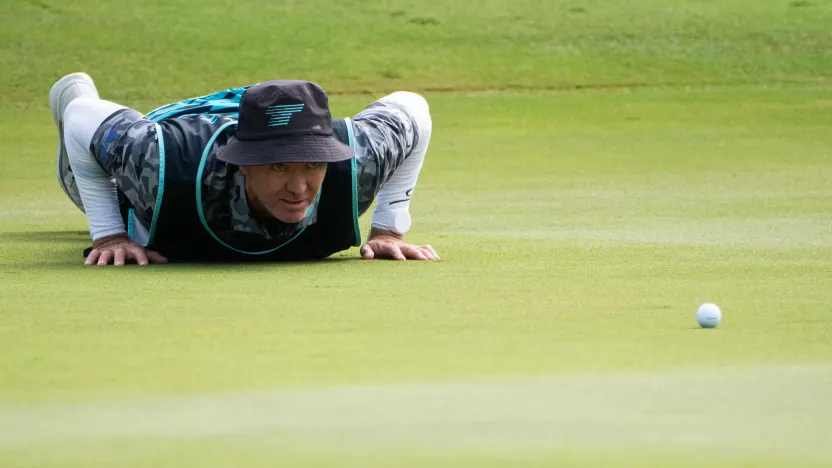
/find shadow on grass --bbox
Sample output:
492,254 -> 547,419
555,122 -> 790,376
2,256 -> 364,272
161,256 -> 363,270
1,230 -> 365,270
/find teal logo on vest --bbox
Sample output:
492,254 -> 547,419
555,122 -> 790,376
266,104 -> 304,127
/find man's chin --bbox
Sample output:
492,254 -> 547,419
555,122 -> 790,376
270,207 -> 308,224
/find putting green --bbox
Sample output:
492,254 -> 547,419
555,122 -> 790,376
1,0 -> 831,466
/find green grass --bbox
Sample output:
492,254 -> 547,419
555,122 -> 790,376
2,0 -> 832,105
1,0 -> 831,466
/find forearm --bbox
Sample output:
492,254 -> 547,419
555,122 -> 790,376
64,112 -> 125,240
70,152 -> 125,240
370,92 -> 432,235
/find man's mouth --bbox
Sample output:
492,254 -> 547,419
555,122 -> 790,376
281,199 -> 307,209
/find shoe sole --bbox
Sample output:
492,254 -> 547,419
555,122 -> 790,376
48,73 -> 98,206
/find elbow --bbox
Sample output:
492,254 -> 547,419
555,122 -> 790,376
387,91 -> 432,142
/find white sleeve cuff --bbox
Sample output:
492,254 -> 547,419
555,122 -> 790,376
371,210 -> 412,236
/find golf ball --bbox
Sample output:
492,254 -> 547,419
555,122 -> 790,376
696,303 -> 722,328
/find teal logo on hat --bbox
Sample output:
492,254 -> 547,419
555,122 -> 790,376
266,104 -> 304,127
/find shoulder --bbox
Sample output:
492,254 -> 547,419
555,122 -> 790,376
161,114 -> 237,146
356,92 -> 431,136
166,114 -> 237,133
380,92 -> 430,118
160,115 -> 237,163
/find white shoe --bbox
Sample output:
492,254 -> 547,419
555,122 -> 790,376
49,72 -> 99,212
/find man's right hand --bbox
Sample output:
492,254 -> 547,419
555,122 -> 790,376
85,234 -> 168,266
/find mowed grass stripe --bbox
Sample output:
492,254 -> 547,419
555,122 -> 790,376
0,365 -> 830,460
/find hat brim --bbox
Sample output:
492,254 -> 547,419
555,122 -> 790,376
217,134 -> 353,166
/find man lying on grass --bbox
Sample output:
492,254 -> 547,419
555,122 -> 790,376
49,73 -> 438,265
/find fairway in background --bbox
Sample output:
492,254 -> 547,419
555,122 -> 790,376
1,0 -> 831,106
1,0 -> 831,467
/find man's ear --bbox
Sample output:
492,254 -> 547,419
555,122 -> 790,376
238,165 -> 250,176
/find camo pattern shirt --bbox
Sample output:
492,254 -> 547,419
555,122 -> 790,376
351,99 -> 419,216
88,97 -> 420,247
89,109 -> 162,227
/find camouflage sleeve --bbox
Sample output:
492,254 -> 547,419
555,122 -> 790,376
90,110 -> 231,226
89,109 -> 162,225
351,99 -> 420,216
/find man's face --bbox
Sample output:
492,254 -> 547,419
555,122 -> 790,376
239,162 -> 328,223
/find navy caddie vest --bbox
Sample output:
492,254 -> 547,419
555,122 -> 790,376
126,117 -> 361,262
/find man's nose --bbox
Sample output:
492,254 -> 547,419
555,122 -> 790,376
285,174 -> 307,195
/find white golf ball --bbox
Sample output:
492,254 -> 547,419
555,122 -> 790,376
696,303 -> 722,328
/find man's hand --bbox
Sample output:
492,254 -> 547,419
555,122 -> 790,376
359,228 -> 439,261
85,234 -> 168,266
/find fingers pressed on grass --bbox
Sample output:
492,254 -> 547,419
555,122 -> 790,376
114,247 -> 126,266
382,244 -> 406,261
399,245 -> 423,260
415,247 -> 427,259
415,247 -> 431,261
408,246 -> 429,261
417,246 -> 435,260
360,244 -> 375,260
147,250 -> 168,264
97,250 -> 113,266
132,248 -> 149,266
85,250 -> 100,265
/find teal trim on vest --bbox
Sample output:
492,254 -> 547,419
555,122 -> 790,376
344,118 -> 361,246
195,122 -> 314,256
146,123 -> 167,246
127,208 -> 135,239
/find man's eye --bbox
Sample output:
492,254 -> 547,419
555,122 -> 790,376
271,163 -> 287,172
308,162 -> 321,169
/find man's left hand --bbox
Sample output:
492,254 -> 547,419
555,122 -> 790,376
360,228 -> 439,261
